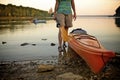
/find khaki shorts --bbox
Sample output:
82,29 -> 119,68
56,13 -> 72,28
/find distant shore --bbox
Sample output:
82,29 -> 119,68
77,15 -> 120,17
0,17 -> 33,21
0,17 -> 53,21
1,15 -> 120,19
0,15 -> 114,18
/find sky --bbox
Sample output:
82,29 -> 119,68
0,0 -> 120,15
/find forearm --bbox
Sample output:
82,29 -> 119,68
71,0 -> 76,14
71,0 -> 76,20
54,0 -> 59,13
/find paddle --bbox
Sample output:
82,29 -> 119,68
60,26 -> 69,42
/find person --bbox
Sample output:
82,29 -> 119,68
54,0 -> 76,52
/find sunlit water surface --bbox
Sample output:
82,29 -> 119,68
0,17 -> 120,61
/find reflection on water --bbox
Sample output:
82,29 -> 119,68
115,17 -> 120,27
0,20 -> 58,61
0,17 -> 120,61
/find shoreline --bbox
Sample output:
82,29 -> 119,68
0,47 -> 120,80
0,17 -> 33,21
0,17 -> 51,21
0,55 -> 58,65
0,16 -> 120,20
0,48 -> 93,80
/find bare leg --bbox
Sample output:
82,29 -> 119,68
58,28 -> 63,52
58,28 -> 62,47
58,26 -> 68,52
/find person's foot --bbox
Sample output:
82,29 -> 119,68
58,46 -> 63,52
63,43 -> 67,48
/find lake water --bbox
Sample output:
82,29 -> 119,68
0,17 -> 120,61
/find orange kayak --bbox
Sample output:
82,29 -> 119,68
68,29 -> 115,74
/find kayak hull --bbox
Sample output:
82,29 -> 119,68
68,34 -> 115,74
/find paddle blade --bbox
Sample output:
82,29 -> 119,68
60,26 -> 69,42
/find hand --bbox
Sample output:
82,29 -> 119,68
53,13 -> 57,20
73,13 -> 76,21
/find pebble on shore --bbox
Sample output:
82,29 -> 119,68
56,72 -> 84,80
2,41 -> 7,44
37,64 -> 55,72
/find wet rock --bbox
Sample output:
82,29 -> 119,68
31,44 -> 36,46
51,43 -> 56,46
41,38 -> 47,41
56,72 -> 84,80
37,64 -> 55,72
2,41 -> 7,44
20,43 -> 36,46
20,43 -> 29,46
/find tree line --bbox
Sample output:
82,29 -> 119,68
0,4 -> 51,17
115,6 -> 120,17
